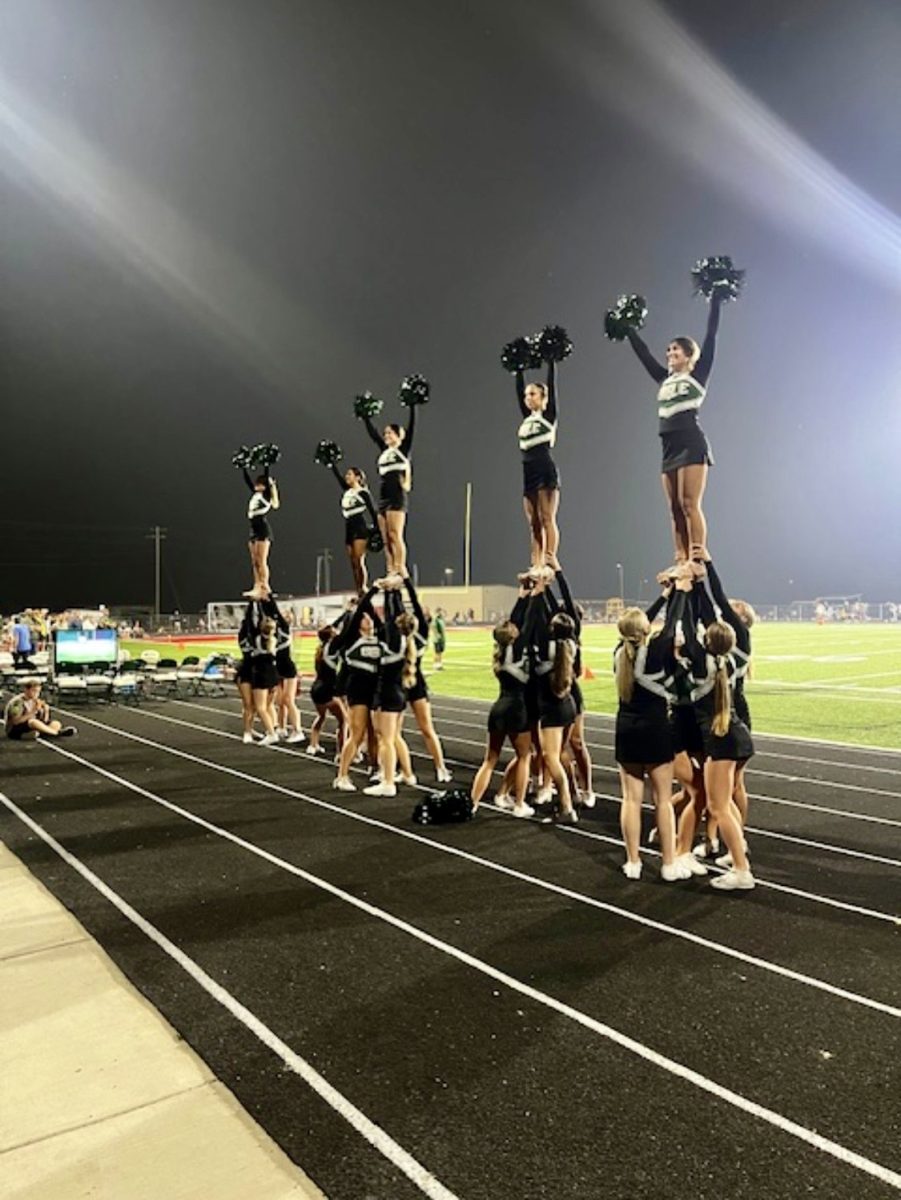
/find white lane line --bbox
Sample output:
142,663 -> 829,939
162,700 -> 901,911
423,697 -> 901,758
5,782 -> 900,1195
385,705 -> 901,821
232,699 -> 901,865
46,711 -> 901,1014
0,791 -> 461,1200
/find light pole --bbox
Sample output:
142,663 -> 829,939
638,578 -> 649,603
616,562 -> 624,602
444,567 -> 454,587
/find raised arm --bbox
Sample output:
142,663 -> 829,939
545,361 -> 558,424
704,559 -> 750,652
515,369 -> 528,419
330,463 -> 349,491
362,415 -> 384,451
403,403 -> 416,454
554,568 -> 578,632
335,585 -> 378,648
242,467 -> 255,494
403,577 -> 429,638
680,583 -> 709,678
694,293 -> 724,387
646,588 -> 687,670
626,330 -> 667,384
362,488 -> 378,526
645,588 -> 670,622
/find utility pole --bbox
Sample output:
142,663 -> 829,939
320,547 -> 332,594
464,481 -> 472,589
146,526 -> 168,627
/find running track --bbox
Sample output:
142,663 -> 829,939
1,691 -> 899,1199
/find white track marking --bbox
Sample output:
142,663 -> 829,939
47,708 -> 901,967
4,784 -> 900,1194
0,791 -> 461,1200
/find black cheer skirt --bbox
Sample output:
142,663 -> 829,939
488,694 -> 529,737
522,455 -> 560,497
698,714 -> 754,762
660,426 -> 714,474
250,656 -> 280,691
615,710 -> 673,766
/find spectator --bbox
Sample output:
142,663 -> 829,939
11,615 -> 35,668
5,680 -> 76,740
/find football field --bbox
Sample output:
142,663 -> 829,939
125,621 -> 901,750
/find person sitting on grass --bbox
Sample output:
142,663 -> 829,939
4,680 -> 76,740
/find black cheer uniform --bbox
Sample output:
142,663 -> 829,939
697,559 -> 752,731
243,467 -> 275,543
310,639 -> 341,707
401,577 -> 431,705
332,585 -> 382,709
680,584 -> 754,763
487,594 -> 531,737
515,361 -> 560,496
614,590 -> 685,765
626,296 -> 723,474
259,598 -> 297,682
529,595 -> 577,730
364,408 -> 416,514
330,464 -> 378,546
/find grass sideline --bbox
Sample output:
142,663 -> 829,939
123,622 -> 901,750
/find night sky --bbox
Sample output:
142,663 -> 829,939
3,0 -> 901,613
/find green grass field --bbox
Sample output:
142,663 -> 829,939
123,622 -> 901,750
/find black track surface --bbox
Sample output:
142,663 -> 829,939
2,690 -> 900,1200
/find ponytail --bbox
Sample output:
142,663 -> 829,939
616,640 -> 638,703
550,638 -> 575,698
615,608 -> 650,703
492,621 -> 518,677
395,612 -> 418,689
260,616 -> 276,657
712,654 -> 731,736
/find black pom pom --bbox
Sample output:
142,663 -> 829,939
398,373 -> 430,407
691,255 -> 745,302
251,443 -> 280,468
604,293 -> 648,341
500,336 -> 532,373
411,788 -> 474,826
231,445 -> 252,469
524,334 -> 544,369
354,391 -> 383,419
537,324 -> 573,363
366,528 -> 384,553
314,440 -> 342,468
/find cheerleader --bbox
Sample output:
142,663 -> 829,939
515,360 -> 561,576
399,575 -> 452,783
470,583 -> 536,817
362,409 -> 416,579
329,463 -> 378,594
262,598 -> 305,744
679,593 -> 755,890
236,602 -> 257,744
307,626 -> 349,758
549,560 -> 595,808
614,578 -> 693,881
241,465 -> 280,599
695,556 -> 755,867
364,583 -> 408,798
333,584 -> 382,791
247,607 -> 280,746
624,290 -> 726,568
528,577 -> 578,823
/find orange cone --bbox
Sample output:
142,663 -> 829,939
582,666 -> 596,681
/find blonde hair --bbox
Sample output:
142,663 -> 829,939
549,612 -> 576,699
259,616 -> 277,656
705,621 -> 736,736
731,599 -> 756,628
396,612 -> 418,690
492,620 -> 518,677
615,608 -> 650,703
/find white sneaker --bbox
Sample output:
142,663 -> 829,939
242,733 -> 254,745
542,807 -> 578,825
363,782 -> 397,798
678,852 -> 708,877
622,860 -> 642,880
711,868 -> 755,891
332,776 -> 356,792
693,839 -> 720,859
402,773 -> 418,786
305,744 -> 323,757
436,767 -> 453,783
259,733 -> 279,746
581,792 -> 596,810
512,801 -> 535,818
494,794 -> 515,811
353,749 -> 364,764
536,786 -> 554,806
714,852 -> 733,868
286,731 -> 306,744
277,728 -> 289,740
661,860 -> 692,882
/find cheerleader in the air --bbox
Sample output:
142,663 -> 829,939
614,574 -> 694,881
355,377 -> 428,581
616,265 -> 738,569
503,327 -> 572,577
324,452 -> 378,594
236,452 -> 279,600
